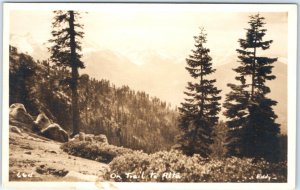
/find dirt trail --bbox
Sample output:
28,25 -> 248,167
9,129 -> 109,182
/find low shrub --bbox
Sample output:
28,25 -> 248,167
61,141 -> 287,182
106,150 -> 287,182
106,150 -> 207,182
61,141 -> 134,163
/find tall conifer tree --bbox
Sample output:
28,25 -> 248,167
224,14 -> 280,162
178,28 -> 221,157
49,11 -> 85,136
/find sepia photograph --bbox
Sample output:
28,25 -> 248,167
2,3 -> 297,190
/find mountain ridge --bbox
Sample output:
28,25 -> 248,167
9,42 -> 288,134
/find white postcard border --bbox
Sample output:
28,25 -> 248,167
2,3 -> 297,190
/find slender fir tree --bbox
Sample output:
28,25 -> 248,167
224,14 -> 280,162
210,121 -> 229,159
177,28 -> 221,157
49,10 -> 85,136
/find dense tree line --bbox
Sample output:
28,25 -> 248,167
77,77 -> 179,152
9,45 -> 179,153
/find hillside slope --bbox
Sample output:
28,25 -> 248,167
9,129 -> 109,181
9,46 -> 179,154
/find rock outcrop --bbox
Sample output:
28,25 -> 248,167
9,103 -> 70,143
9,125 -> 22,135
8,103 -> 115,144
71,132 -> 108,144
9,103 -> 34,126
33,113 -> 51,132
94,134 -> 108,144
41,123 -> 69,143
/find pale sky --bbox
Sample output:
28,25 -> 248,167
9,6 -> 288,107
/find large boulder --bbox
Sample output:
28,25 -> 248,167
9,125 -> 22,135
94,134 -> 108,144
79,132 -> 87,141
41,123 -> 69,143
70,132 -> 108,144
9,103 -> 34,125
71,134 -> 80,141
85,134 -> 95,142
72,132 -> 94,142
33,113 -> 51,132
